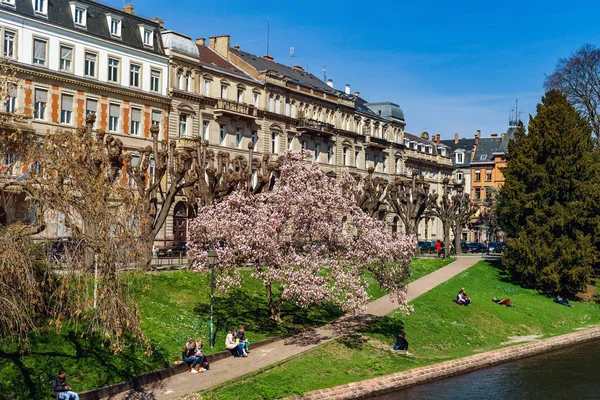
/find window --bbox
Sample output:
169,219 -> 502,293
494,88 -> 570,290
301,140 -> 307,151
5,85 -> 16,113
3,30 -> 15,58
176,71 -> 182,90
275,97 -> 281,114
202,121 -> 210,141
455,171 -> 464,183
253,92 -> 259,107
219,125 -> 226,145
203,79 -> 210,96
131,108 -> 141,136
327,146 -> 334,164
60,94 -> 73,124
427,146 -> 433,154
395,158 -> 401,174
404,138 -> 410,147
271,133 -> 279,154
32,38 -> 46,65
143,29 -> 152,46
110,18 -> 121,37
108,58 -> 119,82
440,148 -> 447,156
109,104 -> 120,132
149,159 -> 156,185
179,114 -> 188,137
315,143 -> 321,160
5,153 -> 15,166
291,101 -> 297,118
129,155 -> 139,186
59,45 -> 73,72
355,151 -> 360,168
456,152 -> 464,164
86,98 -> 97,126
480,154 -> 487,161
343,147 -> 348,166
220,84 -> 228,99
268,96 -> 274,112
83,52 -> 96,77
285,100 -> 290,116
150,69 -> 160,92
287,136 -> 293,150
2,0 -> 15,5
486,170 -> 492,181
474,188 -> 481,199
74,7 -> 86,26
151,110 -> 161,126
236,128 -> 242,148
184,72 -> 191,91
475,170 -> 481,181
251,130 -> 258,147
34,88 -> 47,120
34,0 -> 46,14
237,89 -> 243,103
130,64 -> 140,87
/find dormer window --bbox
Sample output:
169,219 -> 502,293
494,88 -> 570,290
439,148 -> 447,156
138,25 -> 154,47
456,152 -> 464,164
480,154 -> 487,161
71,3 -> 88,27
33,0 -> 47,14
106,15 -> 122,37
404,138 -> 410,147
2,0 -> 16,6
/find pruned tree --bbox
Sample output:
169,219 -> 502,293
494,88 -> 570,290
427,178 -> 455,257
356,167 -> 388,218
386,170 -> 435,239
188,152 -> 416,324
545,43 -> 600,144
451,185 -> 478,255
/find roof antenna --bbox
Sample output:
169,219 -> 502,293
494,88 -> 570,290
289,47 -> 295,66
322,65 -> 327,81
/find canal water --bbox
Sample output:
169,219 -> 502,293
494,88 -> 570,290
373,339 -> 600,400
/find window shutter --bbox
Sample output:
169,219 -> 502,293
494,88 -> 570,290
8,85 -> 17,97
86,99 -> 97,113
61,46 -> 72,60
109,104 -> 120,117
131,108 -> 141,122
35,89 -> 47,103
34,40 -> 46,60
62,95 -> 73,110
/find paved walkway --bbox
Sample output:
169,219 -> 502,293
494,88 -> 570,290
109,257 -> 479,400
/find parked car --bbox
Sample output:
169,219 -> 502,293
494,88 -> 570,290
418,241 -> 436,254
157,242 -> 187,257
467,242 -> 486,253
487,242 -> 506,253
48,238 -> 86,263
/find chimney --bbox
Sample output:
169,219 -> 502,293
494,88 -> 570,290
475,130 -> 481,138
152,17 -> 164,28
196,38 -> 206,46
234,44 -> 240,50
208,35 -> 230,59
293,64 -> 303,71
454,133 -> 459,144
436,134 -> 441,144
490,133 -> 498,138
264,54 -> 274,61
501,133 -> 506,142
345,84 -> 351,95
123,4 -> 134,14
326,79 -> 333,88
354,91 -> 360,97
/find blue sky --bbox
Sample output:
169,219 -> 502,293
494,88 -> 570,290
110,0 -> 600,139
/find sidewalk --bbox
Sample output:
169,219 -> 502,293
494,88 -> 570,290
109,257 -> 480,400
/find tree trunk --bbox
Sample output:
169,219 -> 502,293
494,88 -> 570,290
443,219 -> 451,258
454,228 -> 462,256
265,282 -> 282,325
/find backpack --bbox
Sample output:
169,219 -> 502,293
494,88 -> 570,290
202,361 -> 210,370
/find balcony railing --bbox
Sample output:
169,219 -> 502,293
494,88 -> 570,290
215,99 -> 258,117
298,118 -> 335,134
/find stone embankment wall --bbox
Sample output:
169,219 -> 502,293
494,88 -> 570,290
285,326 -> 600,400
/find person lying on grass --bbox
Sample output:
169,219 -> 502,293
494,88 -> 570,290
554,295 -> 574,308
457,288 -> 471,306
492,297 -> 513,307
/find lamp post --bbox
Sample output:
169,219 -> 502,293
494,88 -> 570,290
207,249 -> 217,348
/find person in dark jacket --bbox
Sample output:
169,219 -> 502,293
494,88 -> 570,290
393,332 -> 409,351
51,370 -> 79,400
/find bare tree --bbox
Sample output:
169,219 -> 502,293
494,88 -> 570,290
356,167 -> 388,218
545,43 -> 600,144
427,178 -> 455,257
451,185 -> 478,255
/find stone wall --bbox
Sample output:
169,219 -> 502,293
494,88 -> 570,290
284,326 -> 600,400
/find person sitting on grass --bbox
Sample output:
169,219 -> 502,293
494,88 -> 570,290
393,332 -> 409,351
51,369 -> 79,400
492,297 -> 512,307
236,326 -> 250,354
457,288 -> 471,306
193,338 -> 209,371
226,328 -> 247,357
554,295 -> 574,307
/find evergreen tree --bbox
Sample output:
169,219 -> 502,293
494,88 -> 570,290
497,90 -> 600,296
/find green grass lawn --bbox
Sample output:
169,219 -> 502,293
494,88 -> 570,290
0,259 -> 448,399
204,261 -> 600,400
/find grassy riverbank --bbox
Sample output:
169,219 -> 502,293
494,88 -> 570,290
0,259 -> 449,399
203,260 -> 600,400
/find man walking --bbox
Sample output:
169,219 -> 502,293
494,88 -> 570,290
435,240 -> 443,259
51,370 -> 79,400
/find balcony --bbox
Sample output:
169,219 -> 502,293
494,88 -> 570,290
297,118 -> 335,138
215,99 -> 258,120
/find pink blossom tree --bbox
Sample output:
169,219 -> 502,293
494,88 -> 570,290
188,152 -> 416,324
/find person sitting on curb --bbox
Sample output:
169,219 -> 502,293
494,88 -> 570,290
226,328 -> 247,357
51,369 -> 79,400
236,326 -> 250,354
554,295 -> 574,307
393,332 -> 409,351
457,288 -> 471,306
193,338 -> 209,371
492,297 -> 512,307
182,339 -> 203,373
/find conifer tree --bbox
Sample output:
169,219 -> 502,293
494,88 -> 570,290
497,90 -> 600,296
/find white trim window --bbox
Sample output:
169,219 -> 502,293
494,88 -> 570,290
315,143 -> 321,161
33,0 -> 47,14
237,89 -> 243,103
202,121 -> 209,141
85,51 -> 96,77
251,130 -> 258,147
34,88 -> 47,120
343,147 -> 348,166
456,152 -> 464,164
32,38 -> 47,65
203,79 -> 210,96
220,84 -> 228,99
60,94 -> 73,125
5,85 -> 16,113
142,29 -> 153,47
455,171 -> 464,183
176,70 -> 182,90
327,146 -> 334,164
179,114 -> 188,138
185,72 -> 191,92
108,58 -> 119,82
150,69 -> 160,92
130,63 -> 141,87
253,92 -> 259,107
3,30 -> 15,59
73,6 -> 87,27
151,110 -> 161,127
275,97 -> 281,114
219,125 -> 226,145
355,151 -> 360,168
59,45 -> 73,72
108,16 -> 122,37
235,128 -> 242,148
131,107 -> 141,136
395,158 -> 401,174
109,103 -> 120,132
1,0 -> 16,6
271,132 -> 279,154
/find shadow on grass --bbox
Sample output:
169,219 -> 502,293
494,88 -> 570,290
359,316 -> 405,342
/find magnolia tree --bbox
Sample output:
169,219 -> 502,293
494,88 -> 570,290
188,152 -> 416,323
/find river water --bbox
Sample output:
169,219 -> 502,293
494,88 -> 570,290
373,339 -> 600,400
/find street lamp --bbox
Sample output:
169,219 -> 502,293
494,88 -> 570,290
207,249 -> 217,348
